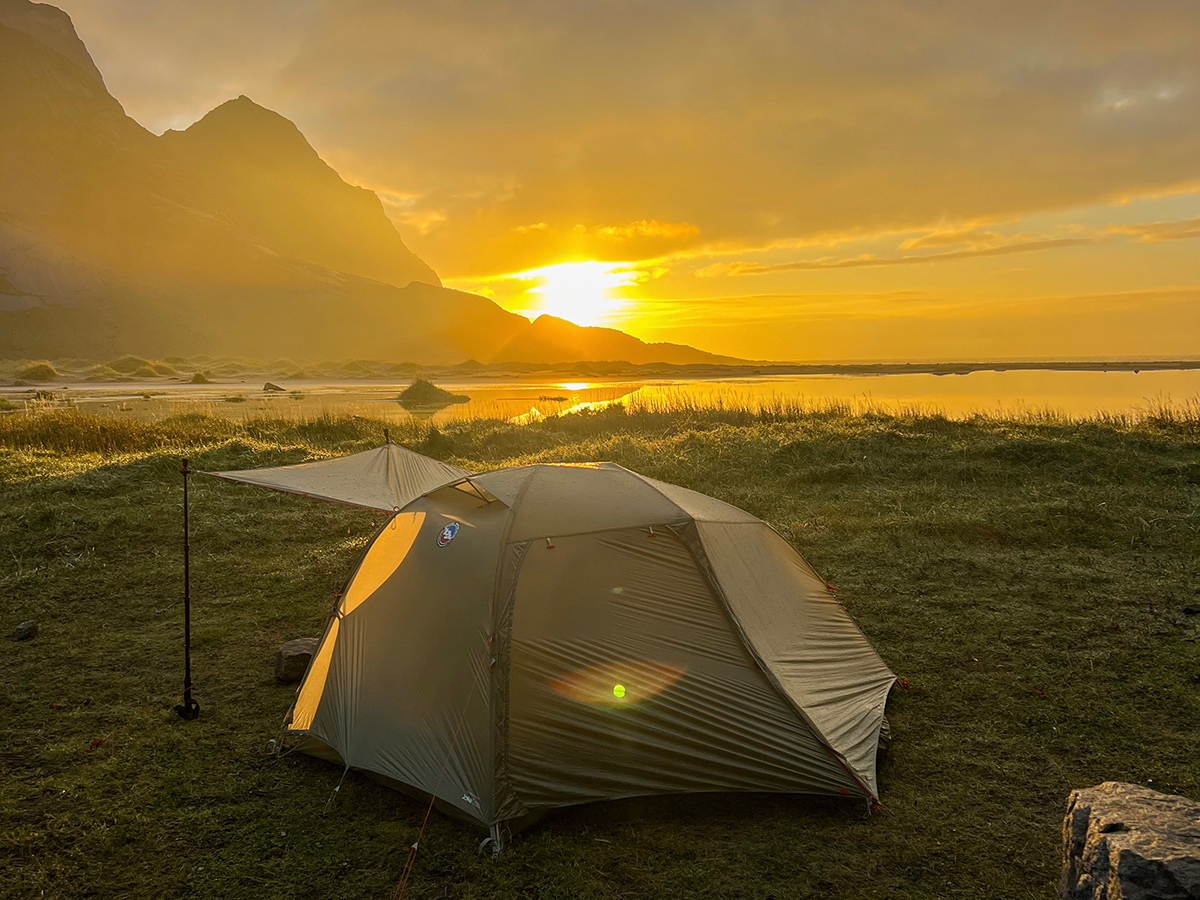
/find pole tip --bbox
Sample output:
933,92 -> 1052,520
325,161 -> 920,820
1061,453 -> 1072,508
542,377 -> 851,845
174,697 -> 201,720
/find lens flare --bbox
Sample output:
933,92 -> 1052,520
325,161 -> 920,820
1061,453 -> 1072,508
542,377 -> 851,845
549,660 -> 685,706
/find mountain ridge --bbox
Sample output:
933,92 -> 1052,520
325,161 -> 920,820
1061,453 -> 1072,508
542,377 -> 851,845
158,96 -> 442,290
0,0 -> 104,83
494,315 -> 744,365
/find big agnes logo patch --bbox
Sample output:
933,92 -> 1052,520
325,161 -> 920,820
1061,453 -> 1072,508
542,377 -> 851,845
436,522 -> 460,547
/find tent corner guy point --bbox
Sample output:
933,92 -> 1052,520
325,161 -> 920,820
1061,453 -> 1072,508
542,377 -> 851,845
204,440 -> 896,851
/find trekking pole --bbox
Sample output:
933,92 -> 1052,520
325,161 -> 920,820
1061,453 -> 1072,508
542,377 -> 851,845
175,458 -> 200,720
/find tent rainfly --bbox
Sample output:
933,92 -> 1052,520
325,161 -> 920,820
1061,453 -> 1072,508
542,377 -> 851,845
243,458 -> 896,851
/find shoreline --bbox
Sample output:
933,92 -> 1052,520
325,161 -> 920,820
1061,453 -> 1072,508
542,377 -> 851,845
4,357 -> 1200,391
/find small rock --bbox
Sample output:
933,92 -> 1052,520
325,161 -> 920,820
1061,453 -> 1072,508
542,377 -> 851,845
275,637 -> 320,683
263,382 -> 285,392
1183,605 -> 1200,616
8,620 -> 37,641
1060,781 -> 1200,900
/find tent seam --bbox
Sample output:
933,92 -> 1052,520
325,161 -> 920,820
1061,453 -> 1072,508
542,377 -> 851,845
672,521 -> 878,803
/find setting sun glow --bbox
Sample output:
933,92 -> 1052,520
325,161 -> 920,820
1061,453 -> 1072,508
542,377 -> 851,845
514,261 -> 636,327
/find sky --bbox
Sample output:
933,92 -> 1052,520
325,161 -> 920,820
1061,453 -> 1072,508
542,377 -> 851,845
58,0 -> 1200,361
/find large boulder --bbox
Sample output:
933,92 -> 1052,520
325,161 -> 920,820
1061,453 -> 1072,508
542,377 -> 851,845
1061,781 -> 1200,899
275,637 -> 320,683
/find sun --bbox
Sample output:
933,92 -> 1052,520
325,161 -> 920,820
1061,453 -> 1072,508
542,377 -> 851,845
515,261 -> 636,327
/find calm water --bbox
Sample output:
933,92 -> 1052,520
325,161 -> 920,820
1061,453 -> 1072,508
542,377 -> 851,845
4,369 -> 1199,423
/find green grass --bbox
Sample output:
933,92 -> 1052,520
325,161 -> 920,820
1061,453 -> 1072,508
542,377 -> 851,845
1,406 -> 1198,899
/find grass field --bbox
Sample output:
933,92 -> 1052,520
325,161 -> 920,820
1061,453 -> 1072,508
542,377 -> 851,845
1,404 -> 1198,899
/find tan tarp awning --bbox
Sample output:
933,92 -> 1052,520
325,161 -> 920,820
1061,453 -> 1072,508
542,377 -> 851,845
208,443 -> 470,511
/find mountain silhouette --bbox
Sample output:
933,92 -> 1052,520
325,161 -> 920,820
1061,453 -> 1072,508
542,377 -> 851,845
490,315 -> 735,365
0,0 -> 735,365
160,96 -> 439,290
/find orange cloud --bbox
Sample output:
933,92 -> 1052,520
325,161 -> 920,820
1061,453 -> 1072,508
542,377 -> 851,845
697,237 -> 1102,276
590,220 -> 700,241
1109,216 -> 1200,242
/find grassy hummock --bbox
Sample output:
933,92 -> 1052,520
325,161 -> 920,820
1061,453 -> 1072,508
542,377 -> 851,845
397,378 -> 469,409
0,404 -> 1197,899
14,360 -> 60,383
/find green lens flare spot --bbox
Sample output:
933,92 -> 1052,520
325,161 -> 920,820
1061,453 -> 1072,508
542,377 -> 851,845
613,684 -> 626,699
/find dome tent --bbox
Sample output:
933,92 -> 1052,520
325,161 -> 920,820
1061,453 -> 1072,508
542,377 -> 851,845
281,461 -> 895,849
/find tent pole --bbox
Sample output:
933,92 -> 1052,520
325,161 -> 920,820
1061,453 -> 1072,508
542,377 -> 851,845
384,428 -> 390,444
175,458 -> 200,720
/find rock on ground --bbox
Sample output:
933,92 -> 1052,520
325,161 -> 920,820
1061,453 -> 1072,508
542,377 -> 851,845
8,620 -> 38,641
275,637 -> 320,683
1061,781 -> 1200,900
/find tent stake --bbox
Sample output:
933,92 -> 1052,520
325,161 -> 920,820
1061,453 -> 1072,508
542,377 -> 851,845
175,458 -> 200,721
